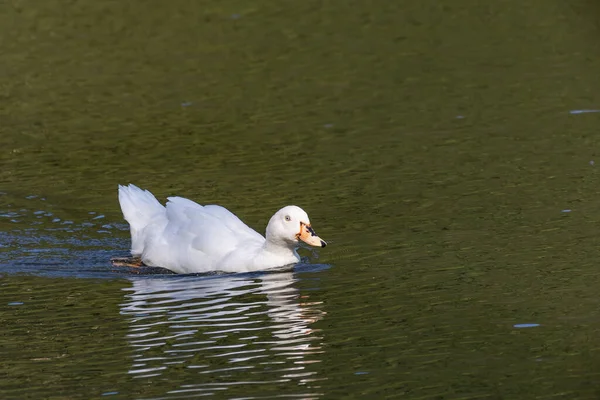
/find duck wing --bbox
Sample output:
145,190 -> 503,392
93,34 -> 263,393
165,197 -> 264,262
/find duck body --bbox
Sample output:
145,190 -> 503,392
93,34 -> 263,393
117,184 -> 326,274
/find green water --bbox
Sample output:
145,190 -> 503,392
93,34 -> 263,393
2,0 -> 600,398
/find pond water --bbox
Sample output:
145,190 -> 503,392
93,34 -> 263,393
2,0 -> 600,398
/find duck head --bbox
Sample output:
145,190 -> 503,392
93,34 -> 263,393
266,205 -> 327,248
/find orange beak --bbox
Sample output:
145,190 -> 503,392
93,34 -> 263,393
296,222 -> 327,247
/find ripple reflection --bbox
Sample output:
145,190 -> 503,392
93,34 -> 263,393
120,270 -> 326,398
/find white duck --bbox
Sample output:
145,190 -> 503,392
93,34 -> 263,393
117,184 -> 327,274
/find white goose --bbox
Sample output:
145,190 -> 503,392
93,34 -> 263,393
116,184 -> 327,273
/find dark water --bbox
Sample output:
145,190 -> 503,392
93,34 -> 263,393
3,0 -> 600,398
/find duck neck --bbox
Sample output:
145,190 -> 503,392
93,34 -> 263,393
263,238 -> 300,262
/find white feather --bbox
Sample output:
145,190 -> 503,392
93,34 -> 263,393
117,184 -> 326,273
118,184 -> 166,255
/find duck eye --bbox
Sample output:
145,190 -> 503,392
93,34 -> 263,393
284,215 -> 291,222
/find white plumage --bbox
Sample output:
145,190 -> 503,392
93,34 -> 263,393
117,184 -> 327,274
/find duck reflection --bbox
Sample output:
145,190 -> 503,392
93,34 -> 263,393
119,268 -> 326,397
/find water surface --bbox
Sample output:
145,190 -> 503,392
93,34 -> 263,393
2,0 -> 600,398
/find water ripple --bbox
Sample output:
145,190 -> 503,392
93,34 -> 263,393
120,271 -> 326,398
0,191 -> 138,280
